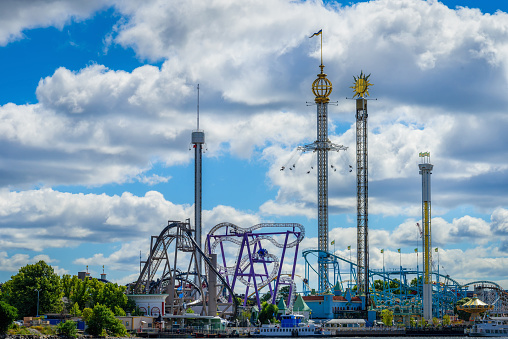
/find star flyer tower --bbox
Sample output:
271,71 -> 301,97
350,72 -> 373,306
301,30 -> 347,292
419,151 -> 433,321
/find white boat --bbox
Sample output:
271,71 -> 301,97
467,317 -> 508,336
250,314 -> 331,337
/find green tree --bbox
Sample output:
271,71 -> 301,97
381,309 -> 393,326
410,317 -> 416,327
62,275 -> 91,309
62,275 -> 129,313
0,300 -> 18,334
258,302 -> 278,324
57,320 -> 78,338
86,304 -> 127,337
443,314 -> 451,326
373,279 -> 390,291
432,317 -> 440,327
114,305 -> 126,316
389,279 -> 402,295
261,292 -> 272,303
69,302 -> 81,317
279,286 -> 291,300
454,297 -> 472,321
3,261 -> 62,317
82,307 -> 93,322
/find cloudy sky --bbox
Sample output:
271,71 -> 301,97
1,0 -> 508,292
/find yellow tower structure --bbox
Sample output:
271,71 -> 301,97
419,152 -> 433,320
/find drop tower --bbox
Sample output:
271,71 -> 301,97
419,151 -> 433,321
192,84 -> 205,278
350,72 -> 373,307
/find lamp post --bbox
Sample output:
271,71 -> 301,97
34,289 -> 40,317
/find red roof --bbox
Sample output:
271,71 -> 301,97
302,295 -> 362,303
302,295 -> 324,301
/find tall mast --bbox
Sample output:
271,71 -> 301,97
192,84 -> 205,282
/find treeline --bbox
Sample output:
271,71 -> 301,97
0,260 -> 136,336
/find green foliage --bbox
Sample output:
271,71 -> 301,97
62,274 -> 128,312
279,286 -> 291,300
258,302 -> 278,324
410,276 -> 422,287
3,261 -> 62,317
185,307 -> 195,314
8,325 -> 31,336
82,307 -> 93,322
419,317 -> 427,327
373,279 -> 390,291
389,279 -> 402,294
86,304 -> 127,337
125,298 -> 137,315
443,314 -> 451,326
455,297 -> 472,321
410,317 -> 416,327
57,320 -> 78,338
0,300 -> 18,333
31,325 -> 56,335
114,305 -> 126,316
381,308 -> 393,326
70,302 -> 81,316
261,292 -> 271,303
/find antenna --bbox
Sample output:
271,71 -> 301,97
197,84 -> 200,130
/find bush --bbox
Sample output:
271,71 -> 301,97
0,300 -> 18,333
57,320 -> 77,338
86,304 -> 127,337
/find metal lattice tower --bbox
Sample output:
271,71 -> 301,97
356,98 -> 369,300
299,61 -> 347,293
350,71 -> 373,306
419,151 -> 433,320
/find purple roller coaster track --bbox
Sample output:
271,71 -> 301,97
205,222 -> 305,311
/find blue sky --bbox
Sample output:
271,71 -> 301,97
1,0 -> 508,292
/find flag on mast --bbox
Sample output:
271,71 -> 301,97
309,29 -> 322,38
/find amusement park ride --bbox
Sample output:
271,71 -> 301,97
128,32 -> 508,322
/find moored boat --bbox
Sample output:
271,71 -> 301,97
466,316 -> 508,336
250,314 -> 330,337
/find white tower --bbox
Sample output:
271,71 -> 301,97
419,151 -> 433,321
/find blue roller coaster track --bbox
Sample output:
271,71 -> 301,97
302,249 -> 507,318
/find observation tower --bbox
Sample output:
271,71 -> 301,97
192,84 -> 205,277
350,72 -> 373,306
300,30 -> 347,292
419,151 -> 433,321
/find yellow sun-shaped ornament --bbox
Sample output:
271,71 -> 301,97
350,71 -> 373,98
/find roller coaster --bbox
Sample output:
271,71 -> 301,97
205,222 -> 304,310
130,220 -> 237,318
130,220 -> 304,319
302,249 -> 508,317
